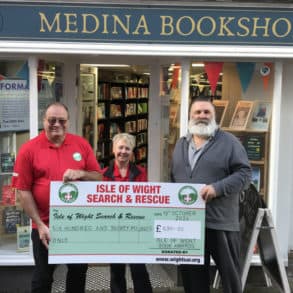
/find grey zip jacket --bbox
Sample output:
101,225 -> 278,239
171,129 -> 251,231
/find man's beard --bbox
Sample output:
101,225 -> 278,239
188,118 -> 218,138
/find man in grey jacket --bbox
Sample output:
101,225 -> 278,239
171,96 -> 251,293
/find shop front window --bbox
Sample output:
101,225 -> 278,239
0,59 -> 64,259
189,61 -> 273,202
0,60 -> 31,256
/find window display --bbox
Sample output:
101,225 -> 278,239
0,132 -> 30,255
0,60 -> 64,261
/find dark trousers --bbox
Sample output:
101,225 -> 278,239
31,229 -> 88,293
110,263 -> 153,293
180,229 -> 242,293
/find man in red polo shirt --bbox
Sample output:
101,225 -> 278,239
12,102 -> 102,293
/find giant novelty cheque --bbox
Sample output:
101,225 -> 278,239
49,181 -> 205,265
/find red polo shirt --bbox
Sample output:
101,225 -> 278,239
12,131 -> 101,228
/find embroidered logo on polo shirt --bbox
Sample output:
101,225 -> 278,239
178,186 -> 198,205
73,152 -> 82,161
59,183 -> 78,203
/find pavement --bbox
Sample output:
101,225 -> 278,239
51,253 -> 293,292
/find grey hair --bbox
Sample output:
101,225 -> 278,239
112,133 -> 136,151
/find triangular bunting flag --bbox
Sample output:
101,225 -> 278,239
170,63 -> 180,90
236,62 -> 255,93
16,61 -> 29,81
204,62 -> 223,96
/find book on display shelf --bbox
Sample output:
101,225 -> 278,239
98,83 -> 110,100
137,132 -> 147,146
111,86 -> 123,99
110,122 -> 122,138
135,146 -> 147,161
247,100 -> 272,131
126,103 -> 137,116
138,87 -> 149,98
110,104 -> 122,117
138,102 -> 148,114
125,121 -> 137,133
230,100 -> 254,130
98,123 -> 106,140
137,119 -> 148,131
126,86 -> 137,99
244,134 -> 264,161
0,152 -> 15,173
3,206 -> 21,234
213,100 -> 229,127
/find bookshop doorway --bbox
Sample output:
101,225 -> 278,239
79,64 -> 149,170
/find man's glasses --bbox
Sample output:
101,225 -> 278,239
47,117 -> 68,126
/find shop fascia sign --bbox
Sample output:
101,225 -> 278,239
2,3 -> 293,45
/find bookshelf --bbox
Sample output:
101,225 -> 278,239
97,81 -> 149,168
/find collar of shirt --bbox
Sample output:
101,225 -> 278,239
40,131 -> 69,148
113,162 -> 130,181
187,135 -> 212,170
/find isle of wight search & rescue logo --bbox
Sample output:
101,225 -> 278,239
58,183 -> 78,203
178,186 -> 198,205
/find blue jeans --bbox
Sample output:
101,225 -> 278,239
31,229 -> 88,293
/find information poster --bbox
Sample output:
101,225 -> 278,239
0,79 -> 29,131
49,181 -> 205,265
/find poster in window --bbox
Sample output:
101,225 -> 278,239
230,100 -> 254,130
80,74 -> 95,101
247,100 -> 272,131
0,79 -> 29,131
213,100 -> 229,127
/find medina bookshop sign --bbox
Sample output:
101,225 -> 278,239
1,3 -> 293,46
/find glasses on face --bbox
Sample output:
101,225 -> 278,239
47,117 -> 68,126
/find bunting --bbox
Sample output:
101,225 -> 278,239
260,63 -> 272,91
204,62 -> 223,96
16,61 -> 29,81
170,63 -> 180,89
236,62 -> 255,93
